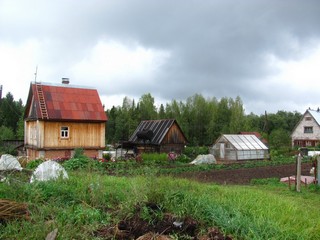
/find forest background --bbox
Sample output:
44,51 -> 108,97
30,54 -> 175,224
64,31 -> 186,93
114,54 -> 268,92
0,92 -> 302,153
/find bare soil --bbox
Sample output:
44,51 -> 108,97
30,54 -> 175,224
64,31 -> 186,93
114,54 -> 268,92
95,202 -> 233,240
176,162 -> 313,185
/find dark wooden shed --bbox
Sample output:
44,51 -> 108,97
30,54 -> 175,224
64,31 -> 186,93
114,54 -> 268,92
128,119 -> 188,154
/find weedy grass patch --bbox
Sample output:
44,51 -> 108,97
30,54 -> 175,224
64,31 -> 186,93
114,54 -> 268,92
1,170 -> 320,239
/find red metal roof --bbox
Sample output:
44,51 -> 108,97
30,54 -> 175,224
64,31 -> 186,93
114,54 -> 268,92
25,82 -> 107,122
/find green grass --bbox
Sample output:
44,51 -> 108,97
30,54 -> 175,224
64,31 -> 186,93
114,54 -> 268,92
1,170 -> 320,239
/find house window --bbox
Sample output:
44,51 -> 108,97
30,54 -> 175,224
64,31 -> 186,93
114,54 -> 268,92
304,126 -> 313,133
306,141 -> 312,146
305,117 -> 312,121
61,126 -> 69,138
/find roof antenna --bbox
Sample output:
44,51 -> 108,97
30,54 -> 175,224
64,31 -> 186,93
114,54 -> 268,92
34,65 -> 38,82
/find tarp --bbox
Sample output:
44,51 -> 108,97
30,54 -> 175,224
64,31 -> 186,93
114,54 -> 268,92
190,154 -> 217,165
0,154 -> 22,171
280,175 -> 315,185
30,160 -> 68,183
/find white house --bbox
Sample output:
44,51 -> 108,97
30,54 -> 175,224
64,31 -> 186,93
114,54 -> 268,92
291,109 -> 320,148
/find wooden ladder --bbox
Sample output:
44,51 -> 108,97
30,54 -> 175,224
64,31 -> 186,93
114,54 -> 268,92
36,84 -> 48,119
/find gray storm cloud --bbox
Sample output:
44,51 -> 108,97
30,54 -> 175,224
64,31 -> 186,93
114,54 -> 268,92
1,0 -> 320,113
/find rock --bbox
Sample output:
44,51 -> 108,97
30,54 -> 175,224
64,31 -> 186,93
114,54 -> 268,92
45,228 -> 58,240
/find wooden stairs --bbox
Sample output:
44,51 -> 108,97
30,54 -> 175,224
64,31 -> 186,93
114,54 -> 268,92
36,84 -> 48,119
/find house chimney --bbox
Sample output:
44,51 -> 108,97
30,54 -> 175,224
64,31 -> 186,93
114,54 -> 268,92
62,78 -> 69,84
0,85 -> 2,100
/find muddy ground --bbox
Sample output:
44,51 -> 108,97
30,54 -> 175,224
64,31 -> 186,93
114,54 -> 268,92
176,162 -> 313,185
95,202 -> 233,240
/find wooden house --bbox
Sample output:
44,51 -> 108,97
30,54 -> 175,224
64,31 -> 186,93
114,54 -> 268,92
212,134 -> 269,161
24,80 -> 108,160
128,119 -> 188,154
291,109 -> 320,147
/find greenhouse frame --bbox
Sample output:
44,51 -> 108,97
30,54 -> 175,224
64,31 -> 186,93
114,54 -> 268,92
212,134 -> 269,161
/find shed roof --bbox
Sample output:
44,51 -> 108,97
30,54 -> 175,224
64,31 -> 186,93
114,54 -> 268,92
129,119 -> 186,145
219,134 -> 268,150
24,82 -> 107,122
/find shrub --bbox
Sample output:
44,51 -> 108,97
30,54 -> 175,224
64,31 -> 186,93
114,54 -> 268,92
102,153 -> 111,161
175,154 -> 191,163
73,148 -> 85,158
25,159 -> 44,169
63,157 -> 90,170
0,144 -> 18,156
183,146 -> 209,159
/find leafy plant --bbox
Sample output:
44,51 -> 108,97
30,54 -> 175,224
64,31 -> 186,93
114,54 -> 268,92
183,146 -> 209,159
102,153 -> 111,161
73,148 -> 85,158
25,159 -> 44,169
175,154 -> 191,163
62,157 -> 89,170
141,153 -> 168,164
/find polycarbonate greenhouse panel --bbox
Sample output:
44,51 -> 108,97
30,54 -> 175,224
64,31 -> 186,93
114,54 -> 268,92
223,134 -> 268,150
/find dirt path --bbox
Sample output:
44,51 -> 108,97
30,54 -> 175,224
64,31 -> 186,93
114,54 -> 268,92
176,163 -> 313,185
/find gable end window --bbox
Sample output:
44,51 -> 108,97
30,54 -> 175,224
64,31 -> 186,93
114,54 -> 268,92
305,117 -> 312,121
304,126 -> 313,133
61,126 -> 69,138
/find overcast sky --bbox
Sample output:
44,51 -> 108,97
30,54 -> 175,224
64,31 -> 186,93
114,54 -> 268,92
1,0 -> 320,115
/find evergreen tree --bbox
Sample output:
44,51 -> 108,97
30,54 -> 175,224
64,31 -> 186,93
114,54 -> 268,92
158,104 -> 166,119
0,92 -> 24,137
106,106 -> 118,143
229,96 -> 245,133
138,93 -> 157,120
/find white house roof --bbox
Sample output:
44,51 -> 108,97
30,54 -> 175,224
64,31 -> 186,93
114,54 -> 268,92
222,134 -> 268,150
307,109 -> 320,125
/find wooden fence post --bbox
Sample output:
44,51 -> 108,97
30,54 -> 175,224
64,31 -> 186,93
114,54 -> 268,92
317,156 -> 320,186
296,153 -> 301,192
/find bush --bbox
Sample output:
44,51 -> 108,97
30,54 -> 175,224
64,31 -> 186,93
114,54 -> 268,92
63,157 -> 90,170
73,148 -> 85,159
102,153 -> 111,161
183,146 -> 209,159
25,159 -> 44,169
175,154 -> 191,163
0,144 -> 18,156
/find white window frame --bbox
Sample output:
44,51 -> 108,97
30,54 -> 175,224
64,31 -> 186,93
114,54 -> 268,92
61,126 -> 69,139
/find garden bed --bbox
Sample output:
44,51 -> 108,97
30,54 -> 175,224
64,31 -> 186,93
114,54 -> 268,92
176,162 -> 313,184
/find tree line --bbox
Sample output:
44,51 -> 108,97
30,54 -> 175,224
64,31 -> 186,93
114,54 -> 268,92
0,91 -> 302,150
106,93 -> 302,149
